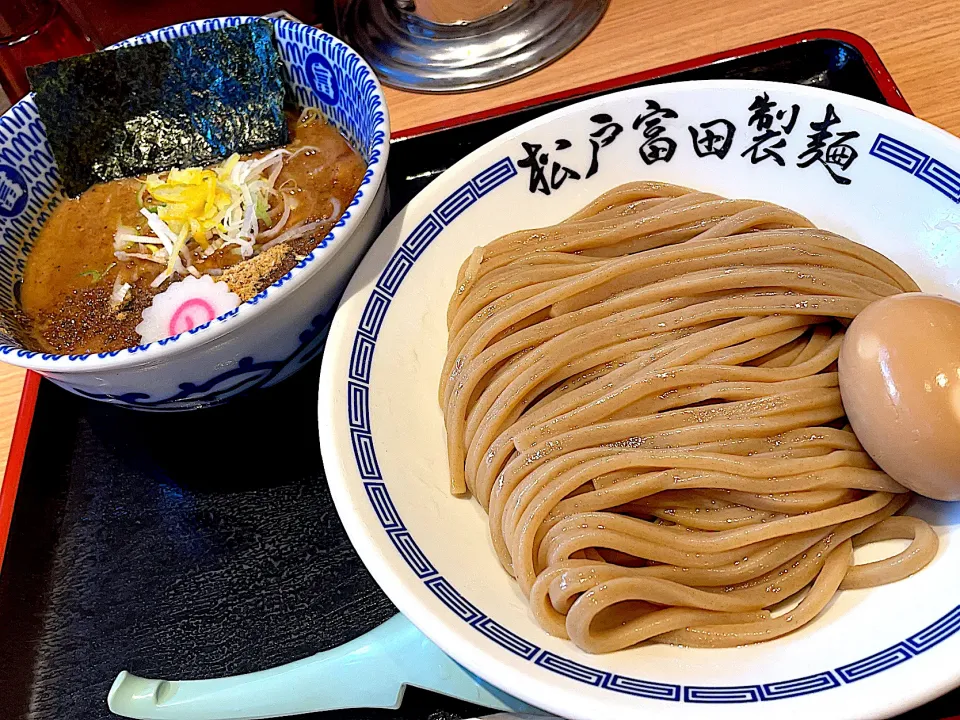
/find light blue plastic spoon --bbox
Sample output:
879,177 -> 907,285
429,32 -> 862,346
107,614 -> 542,720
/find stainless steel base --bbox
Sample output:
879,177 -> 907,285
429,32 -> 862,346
340,0 -> 610,93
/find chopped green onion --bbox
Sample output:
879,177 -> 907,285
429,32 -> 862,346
255,196 -> 271,225
79,262 -> 117,283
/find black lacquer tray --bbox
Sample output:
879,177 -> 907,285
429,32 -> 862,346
1,29 -> 956,720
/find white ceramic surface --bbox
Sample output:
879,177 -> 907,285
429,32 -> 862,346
0,16 -> 389,410
319,80 -> 960,720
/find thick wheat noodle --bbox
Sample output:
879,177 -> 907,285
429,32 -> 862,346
461,294 -> 722,445
517,458 -> 902,573
486,405 -> 855,570
479,377 -> 843,500
466,313 -> 817,452
538,495 -> 906,608
459,314 -> 846,496
442,232 -> 913,399
448,193 -> 766,295
470,224 -> 911,299
529,496 -> 906,646
840,516 -> 940,589
480,405 -> 839,525
464,320 -> 825,492
443,237 -> 908,400
449,261 -> 604,335
458,312 -> 845,489
449,227 -> 915,335
469,315 -> 747,445
439,182 -> 937,652
496,395 -> 849,519
511,347 -> 847,454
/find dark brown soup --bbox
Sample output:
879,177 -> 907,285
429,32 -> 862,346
20,111 -> 365,354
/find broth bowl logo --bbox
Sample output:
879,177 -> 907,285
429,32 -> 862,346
305,52 -> 340,107
0,165 -> 27,219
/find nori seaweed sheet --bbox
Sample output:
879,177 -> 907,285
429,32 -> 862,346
27,20 -> 289,197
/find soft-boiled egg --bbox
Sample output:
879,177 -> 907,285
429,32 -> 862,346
839,292 -> 960,501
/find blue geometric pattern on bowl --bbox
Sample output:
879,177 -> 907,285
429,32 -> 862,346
75,311 -> 332,411
869,134 -> 960,203
0,15 -> 387,372
0,102 -> 61,348
346,152 -> 960,703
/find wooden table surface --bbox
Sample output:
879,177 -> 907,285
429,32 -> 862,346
0,0 -> 957,481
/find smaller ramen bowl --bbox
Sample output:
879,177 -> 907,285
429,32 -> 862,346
0,16 -> 389,411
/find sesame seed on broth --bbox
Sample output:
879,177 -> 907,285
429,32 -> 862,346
20,112 -> 365,354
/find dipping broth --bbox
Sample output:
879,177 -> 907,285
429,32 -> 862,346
20,111 -> 365,354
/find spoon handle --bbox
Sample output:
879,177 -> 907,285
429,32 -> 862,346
107,614 -> 538,720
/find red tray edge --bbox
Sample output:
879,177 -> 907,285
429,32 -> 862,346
0,27 -> 912,574
0,370 -> 40,571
